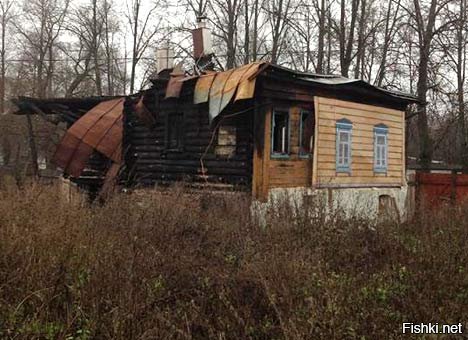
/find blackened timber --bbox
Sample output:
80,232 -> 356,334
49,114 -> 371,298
259,74 -> 409,111
124,81 -> 254,188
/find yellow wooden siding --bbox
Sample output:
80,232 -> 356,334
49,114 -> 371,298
313,96 -> 405,187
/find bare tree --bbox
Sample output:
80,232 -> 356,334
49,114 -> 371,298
0,0 -> 14,113
334,0 -> 360,77
126,0 -> 163,94
375,0 -> 402,86
437,0 -> 468,166
403,0 -> 455,168
209,0 -> 241,68
316,0 -> 328,73
15,0 -> 70,98
264,0 -> 296,64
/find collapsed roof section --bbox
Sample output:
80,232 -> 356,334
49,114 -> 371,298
53,98 -> 124,177
11,96 -> 122,126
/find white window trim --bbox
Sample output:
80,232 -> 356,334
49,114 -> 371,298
374,125 -> 389,173
336,119 -> 352,173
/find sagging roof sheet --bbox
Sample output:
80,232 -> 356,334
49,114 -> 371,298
53,98 -> 123,177
194,62 -> 266,121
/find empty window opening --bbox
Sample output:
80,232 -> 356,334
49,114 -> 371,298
271,110 -> 289,156
215,125 -> 237,157
166,113 -> 184,150
299,110 -> 314,157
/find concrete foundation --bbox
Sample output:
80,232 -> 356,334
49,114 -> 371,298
253,185 -> 412,223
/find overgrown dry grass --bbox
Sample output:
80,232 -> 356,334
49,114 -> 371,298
0,183 -> 467,339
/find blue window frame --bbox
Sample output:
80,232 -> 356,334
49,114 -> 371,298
374,124 -> 389,172
336,118 -> 352,173
271,110 -> 290,158
299,110 -> 314,158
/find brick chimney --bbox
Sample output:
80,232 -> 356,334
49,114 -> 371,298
156,42 -> 175,73
192,18 -> 212,59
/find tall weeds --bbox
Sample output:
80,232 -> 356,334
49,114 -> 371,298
0,184 -> 467,339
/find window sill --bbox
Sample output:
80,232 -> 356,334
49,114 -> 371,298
271,153 -> 290,159
336,168 -> 351,174
374,168 -> 387,174
299,154 -> 311,159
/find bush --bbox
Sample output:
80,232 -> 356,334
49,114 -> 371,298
0,184 -> 467,339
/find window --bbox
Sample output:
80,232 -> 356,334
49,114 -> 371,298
336,118 -> 352,172
271,110 -> 290,157
166,113 -> 184,150
374,124 -> 388,172
215,125 -> 236,157
299,110 -> 314,157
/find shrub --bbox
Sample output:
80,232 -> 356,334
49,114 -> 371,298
0,184 -> 467,339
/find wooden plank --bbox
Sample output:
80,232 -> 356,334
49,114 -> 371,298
317,176 -> 403,185
318,105 -> 403,123
402,116 -> 406,186
318,169 -> 402,178
316,183 -> 403,188
317,125 -> 403,139
262,106 -> 272,199
318,132 -> 402,146
269,182 -> 309,188
317,147 -> 401,159
317,139 -> 402,154
251,102 -> 263,199
318,112 -> 402,130
317,154 -> 402,166
270,168 -> 308,178
312,98 -> 319,186
269,159 -> 309,169
270,175 -> 309,183
318,161 -> 402,172
317,96 -> 404,117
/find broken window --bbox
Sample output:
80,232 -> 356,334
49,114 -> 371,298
336,118 -> 352,172
271,110 -> 289,157
215,125 -> 237,157
374,124 -> 388,172
166,113 -> 184,150
299,110 -> 314,157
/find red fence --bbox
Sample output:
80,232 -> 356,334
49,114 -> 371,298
416,172 -> 468,208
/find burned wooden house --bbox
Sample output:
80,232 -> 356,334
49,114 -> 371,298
13,59 -> 418,218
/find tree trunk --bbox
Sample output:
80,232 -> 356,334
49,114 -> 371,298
354,0 -> 366,79
243,0 -> 250,64
457,0 -> 468,168
252,0 -> 259,60
316,0 -> 326,73
0,12 -> 6,113
416,47 -> 432,169
130,1 -> 139,94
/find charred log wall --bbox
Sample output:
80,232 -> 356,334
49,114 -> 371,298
123,82 -> 254,190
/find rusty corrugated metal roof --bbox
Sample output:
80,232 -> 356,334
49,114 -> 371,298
163,60 -> 419,125
193,61 -> 267,121
194,73 -> 216,104
165,63 -> 186,99
53,98 -> 124,177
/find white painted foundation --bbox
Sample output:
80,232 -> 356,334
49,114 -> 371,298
252,185 -> 413,223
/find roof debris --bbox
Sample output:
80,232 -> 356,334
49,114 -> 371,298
53,98 -> 123,177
